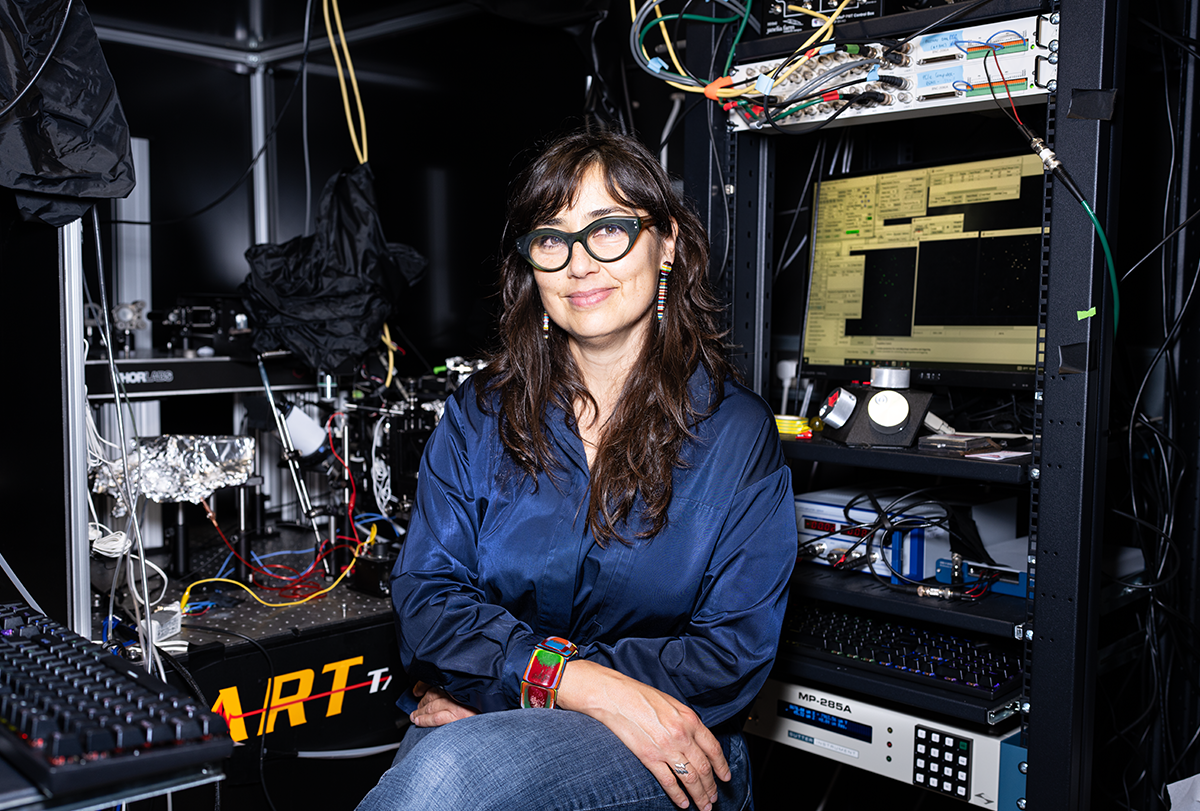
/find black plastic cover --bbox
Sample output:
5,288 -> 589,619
0,0 -> 135,226
240,162 -> 427,375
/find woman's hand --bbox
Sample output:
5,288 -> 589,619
408,681 -> 479,728
557,659 -> 730,811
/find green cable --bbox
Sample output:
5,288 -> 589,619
639,13 -> 740,56
1080,197 -> 1119,336
771,97 -> 824,121
723,1 -> 755,76
638,13 -> 740,83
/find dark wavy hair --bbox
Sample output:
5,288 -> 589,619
475,128 -> 735,545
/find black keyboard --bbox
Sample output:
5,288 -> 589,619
778,602 -> 1023,701
0,602 -> 232,797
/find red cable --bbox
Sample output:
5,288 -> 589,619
989,49 -> 1024,126
326,412 -> 361,544
199,498 -> 334,600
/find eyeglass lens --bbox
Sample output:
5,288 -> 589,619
528,220 -> 635,270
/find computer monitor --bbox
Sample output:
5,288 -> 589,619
800,154 -> 1044,390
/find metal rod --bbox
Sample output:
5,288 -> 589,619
256,357 -> 323,546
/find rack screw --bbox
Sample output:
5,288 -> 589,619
1049,40 -> 1059,53
1017,799 -> 1027,810
724,184 -> 736,196
1050,11 -> 1060,24
1019,762 -> 1028,774
1021,701 -> 1031,713
1048,53 -> 1059,65
1047,80 -> 1058,93
1029,468 -> 1040,480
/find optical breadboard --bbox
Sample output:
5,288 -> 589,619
728,14 -> 1058,132
794,487 -> 1017,581
745,679 -> 1027,806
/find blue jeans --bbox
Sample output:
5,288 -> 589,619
354,710 -> 752,811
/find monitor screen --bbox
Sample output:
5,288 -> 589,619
801,154 -> 1044,390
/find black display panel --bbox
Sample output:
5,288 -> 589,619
777,700 -> 874,743
801,155 -> 1044,390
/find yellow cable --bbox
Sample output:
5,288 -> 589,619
627,0 -> 849,99
180,526 -> 377,615
651,3 -> 688,80
323,0 -> 365,164
786,4 -> 833,20
331,0 -> 368,163
717,0 -> 850,99
630,1 -> 696,94
382,325 -> 395,388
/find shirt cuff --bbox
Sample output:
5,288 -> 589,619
500,632 -> 541,709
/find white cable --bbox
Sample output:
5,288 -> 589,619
371,416 -> 394,511
90,522 -> 169,607
0,552 -> 45,614
828,131 -> 845,175
780,234 -> 808,274
91,526 -> 131,557
294,742 -> 402,759
91,207 -> 155,672
124,553 -> 169,607
659,93 -> 685,169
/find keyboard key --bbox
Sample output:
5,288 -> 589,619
0,601 -> 233,796
778,602 -> 1023,701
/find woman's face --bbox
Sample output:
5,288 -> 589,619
532,166 -> 676,360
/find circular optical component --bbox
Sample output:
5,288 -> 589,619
870,366 -> 911,390
817,387 -> 857,429
867,390 -> 909,434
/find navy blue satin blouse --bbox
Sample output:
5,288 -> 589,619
390,371 -> 797,729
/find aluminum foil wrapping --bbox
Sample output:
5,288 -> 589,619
91,435 -> 255,517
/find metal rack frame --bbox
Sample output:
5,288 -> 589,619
684,1 -> 1126,806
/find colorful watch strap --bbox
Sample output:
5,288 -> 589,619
520,637 -> 578,709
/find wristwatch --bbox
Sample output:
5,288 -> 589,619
520,637 -> 578,709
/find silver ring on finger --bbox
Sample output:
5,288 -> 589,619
672,762 -> 690,776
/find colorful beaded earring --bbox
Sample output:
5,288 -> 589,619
656,261 -> 673,323
542,310 -> 550,340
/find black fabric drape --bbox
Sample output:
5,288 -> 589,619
241,163 -> 426,375
0,0 -> 134,225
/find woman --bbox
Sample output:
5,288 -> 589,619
357,129 -> 796,811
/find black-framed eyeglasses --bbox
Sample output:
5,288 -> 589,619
515,216 -> 652,272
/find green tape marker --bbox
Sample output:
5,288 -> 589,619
1077,307 -> 1097,320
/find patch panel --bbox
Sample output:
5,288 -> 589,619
727,14 -> 1058,132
